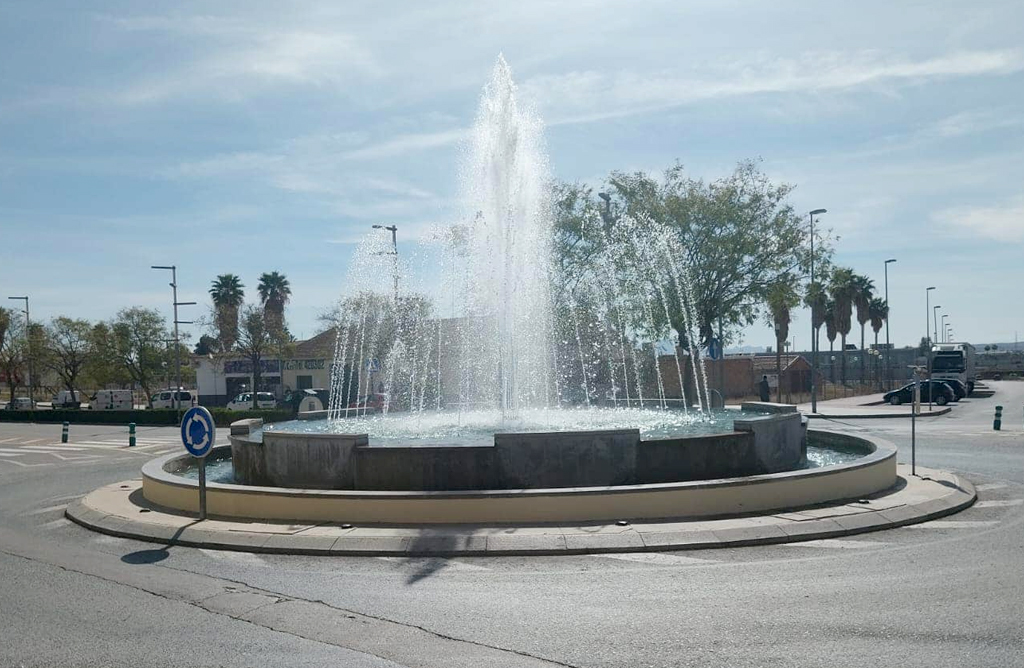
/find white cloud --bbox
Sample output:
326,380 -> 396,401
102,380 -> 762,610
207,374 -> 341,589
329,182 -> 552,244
935,198 -> 1024,242
522,49 -> 1024,125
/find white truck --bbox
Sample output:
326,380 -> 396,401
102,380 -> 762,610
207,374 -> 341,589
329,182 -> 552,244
931,342 -> 977,395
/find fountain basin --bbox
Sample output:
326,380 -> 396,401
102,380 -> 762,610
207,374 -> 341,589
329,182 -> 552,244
228,408 -> 805,491
141,429 -> 894,524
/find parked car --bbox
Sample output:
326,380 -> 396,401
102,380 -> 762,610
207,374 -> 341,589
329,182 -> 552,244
91,390 -> 134,410
150,389 -> 196,410
884,380 -> 955,406
227,392 -> 277,411
282,388 -> 331,415
52,390 -> 87,409
346,393 -> 390,412
937,378 -> 967,401
5,397 -> 35,410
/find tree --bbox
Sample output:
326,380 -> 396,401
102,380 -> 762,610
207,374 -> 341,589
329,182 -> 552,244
868,297 -> 889,388
0,312 -> 26,400
85,322 -> 131,389
591,159 -> 833,347
194,334 -> 220,356
765,278 -> 800,403
257,271 -> 291,338
236,304 -> 273,409
41,317 -> 93,394
824,300 -> 838,383
209,274 -> 245,351
828,267 -> 857,385
0,307 -> 10,357
109,307 -> 170,405
851,274 -> 875,384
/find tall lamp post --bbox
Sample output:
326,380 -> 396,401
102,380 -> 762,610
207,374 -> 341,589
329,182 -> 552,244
372,224 -> 399,303
925,287 -> 936,411
151,266 -> 195,416
932,305 -> 942,349
7,296 -> 31,409
941,314 -> 948,343
809,208 -> 827,414
883,259 -> 896,390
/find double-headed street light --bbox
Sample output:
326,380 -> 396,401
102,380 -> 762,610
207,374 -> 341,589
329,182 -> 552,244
151,266 -> 195,416
809,208 -> 827,414
372,224 -> 399,303
7,296 -> 31,408
884,259 -> 896,389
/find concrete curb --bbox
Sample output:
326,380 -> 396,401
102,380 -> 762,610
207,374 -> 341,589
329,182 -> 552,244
807,407 -> 952,420
66,465 -> 976,557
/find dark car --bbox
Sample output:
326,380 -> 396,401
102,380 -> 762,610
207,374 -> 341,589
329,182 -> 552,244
884,380 -> 955,406
934,378 -> 967,401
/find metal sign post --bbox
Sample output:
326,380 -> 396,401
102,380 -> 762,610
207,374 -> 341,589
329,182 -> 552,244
911,373 -> 920,476
180,406 -> 216,521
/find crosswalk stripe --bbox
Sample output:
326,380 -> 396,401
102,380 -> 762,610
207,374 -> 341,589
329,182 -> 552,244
22,445 -> 91,452
596,552 -> 715,566
906,520 -> 998,529
0,437 -> 22,443
0,448 -> 31,455
976,483 -> 1008,491
0,459 -> 50,468
782,539 -> 886,549
41,518 -> 71,529
974,499 -> 1023,508
24,504 -> 67,516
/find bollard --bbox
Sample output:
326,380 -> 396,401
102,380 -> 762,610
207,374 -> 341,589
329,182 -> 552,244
61,421 -> 69,444
993,406 -> 1002,431
129,422 -> 136,447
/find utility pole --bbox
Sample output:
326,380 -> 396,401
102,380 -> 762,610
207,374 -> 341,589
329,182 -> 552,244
372,225 -> 399,303
7,296 -> 31,408
152,266 -> 195,417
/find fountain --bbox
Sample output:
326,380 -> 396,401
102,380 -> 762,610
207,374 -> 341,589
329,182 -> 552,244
137,56 -> 898,524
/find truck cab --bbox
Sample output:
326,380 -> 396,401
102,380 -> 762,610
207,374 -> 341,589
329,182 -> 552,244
931,342 -> 977,395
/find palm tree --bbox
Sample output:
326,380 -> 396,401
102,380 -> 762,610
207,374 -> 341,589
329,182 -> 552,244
257,271 -> 292,337
868,297 -> 889,389
851,274 -> 876,386
829,267 -> 857,385
824,299 -> 838,383
766,279 -> 799,403
209,275 -> 245,351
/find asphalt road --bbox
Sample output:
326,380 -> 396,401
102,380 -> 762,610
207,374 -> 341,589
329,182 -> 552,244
0,385 -> 1022,667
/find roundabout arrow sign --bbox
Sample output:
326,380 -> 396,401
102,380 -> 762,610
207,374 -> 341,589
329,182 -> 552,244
180,406 -> 215,458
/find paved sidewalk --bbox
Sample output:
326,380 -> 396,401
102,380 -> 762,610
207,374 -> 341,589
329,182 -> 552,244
66,464 -> 975,556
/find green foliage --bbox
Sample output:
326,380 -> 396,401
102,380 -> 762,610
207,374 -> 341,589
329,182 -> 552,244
41,317 -> 93,394
257,271 -> 292,338
109,307 -> 171,402
209,274 -> 245,351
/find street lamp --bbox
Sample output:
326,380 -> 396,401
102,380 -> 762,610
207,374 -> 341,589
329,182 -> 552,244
925,287 -> 936,411
372,224 -> 399,303
809,208 -> 827,414
7,296 -> 31,408
151,266 -> 195,415
932,305 -> 942,348
884,259 -> 896,390
941,314 -> 948,343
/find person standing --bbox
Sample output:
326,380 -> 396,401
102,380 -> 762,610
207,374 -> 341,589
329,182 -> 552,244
758,375 -> 771,402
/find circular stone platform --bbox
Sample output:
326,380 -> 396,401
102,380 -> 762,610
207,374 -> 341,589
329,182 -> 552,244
139,429 -> 896,524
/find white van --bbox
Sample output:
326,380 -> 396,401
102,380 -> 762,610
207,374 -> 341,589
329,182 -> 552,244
150,389 -> 196,410
92,390 -> 133,411
52,390 -> 87,408
227,392 -> 277,411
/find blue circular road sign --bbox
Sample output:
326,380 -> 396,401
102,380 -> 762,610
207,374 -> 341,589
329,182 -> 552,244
180,406 -> 216,458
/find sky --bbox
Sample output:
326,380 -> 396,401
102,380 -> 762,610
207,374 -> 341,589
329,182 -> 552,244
1,1 -> 1022,351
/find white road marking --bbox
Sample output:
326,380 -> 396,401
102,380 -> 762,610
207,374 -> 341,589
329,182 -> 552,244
976,483 -> 1008,491
782,539 -> 887,549
0,448 -> 30,455
0,459 -> 50,468
906,520 -> 999,529
40,518 -> 71,529
21,439 -> 47,444
0,452 -> 26,457
595,552 -> 716,566
23,504 -> 67,516
22,445 -> 91,452
0,437 -> 22,443
974,499 -> 1023,508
